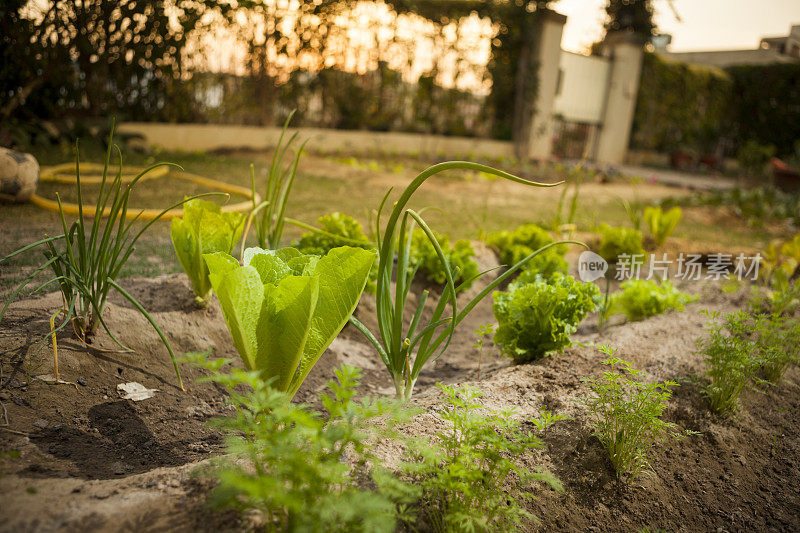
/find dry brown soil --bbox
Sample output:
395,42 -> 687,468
1,243 -> 798,532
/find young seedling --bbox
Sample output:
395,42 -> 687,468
188,356 -> 418,531
644,206 -> 682,248
404,384 -> 561,531
531,409 -> 572,438
603,279 -> 697,323
584,345 -> 690,480
472,323 -> 495,381
699,311 -> 764,415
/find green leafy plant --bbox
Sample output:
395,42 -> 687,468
487,224 -> 568,280
294,212 -> 374,255
472,323 -> 495,381
759,270 -> 800,316
294,211 -> 379,293
170,198 -> 246,307
249,111 -> 308,250
404,384 -> 562,532
188,355 -> 418,532
408,229 -> 480,291
0,128 -> 201,388
584,345 -> 689,480
604,279 -> 697,323
643,206 -> 682,247
699,311 -> 765,415
348,161 -> 580,399
492,273 -> 600,363
596,224 -> 646,264
204,245 -> 375,398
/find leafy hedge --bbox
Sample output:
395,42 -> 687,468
726,63 -> 800,157
632,53 -> 800,158
631,53 -> 732,154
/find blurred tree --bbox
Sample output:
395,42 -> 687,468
388,0 -> 553,152
604,0 -> 655,43
2,0 -> 228,126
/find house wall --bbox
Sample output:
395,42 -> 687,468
661,48 -> 797,68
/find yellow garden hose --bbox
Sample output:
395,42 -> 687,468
30,163 -> 259,219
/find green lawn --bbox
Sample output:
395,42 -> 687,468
0,140 -> 788,297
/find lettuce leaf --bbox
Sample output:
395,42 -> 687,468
204,246 -> 375,397
171,198 -> 246,306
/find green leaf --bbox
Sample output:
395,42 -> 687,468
288,246 -> 376,395
171,198 -> 246,302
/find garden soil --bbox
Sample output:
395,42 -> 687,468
1,247 -> 798,532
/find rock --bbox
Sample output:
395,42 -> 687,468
110,461 -> 128,475
77,377 -> 87,387
0,147 -> 39,202
33,419 -> 50,429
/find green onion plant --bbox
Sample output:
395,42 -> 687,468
248,111 -> 308,251
0,126 -> 212,389
348,161 -> 582,400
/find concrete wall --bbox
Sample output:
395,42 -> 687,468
661,48 -> 798,68
553,51 -> 611,125
118,123 -> 515,159
591,41 -> 644,164
527,11 -> 567,160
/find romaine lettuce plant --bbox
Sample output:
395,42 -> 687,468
204,245 -> 375,397
644,206 -> 682,247
492,273 -> 600,362
171,198 -> 246,307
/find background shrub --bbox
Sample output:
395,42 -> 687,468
487,224 -> 568,279
408,229 -> 480,291
631,53 -> 731,155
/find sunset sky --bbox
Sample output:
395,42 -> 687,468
553,0 -> 800,54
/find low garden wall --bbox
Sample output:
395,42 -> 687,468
118,122 -> 516,159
